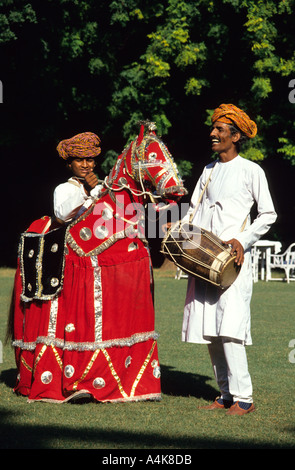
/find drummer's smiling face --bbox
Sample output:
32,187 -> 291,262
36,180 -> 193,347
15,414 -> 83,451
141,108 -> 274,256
210,121 -> 240,161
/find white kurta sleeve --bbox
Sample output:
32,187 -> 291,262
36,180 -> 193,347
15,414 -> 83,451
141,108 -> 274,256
90,184 -> 102,198
54,180 -> 103,223
53,181 -> 88,222
234,165 -> 277,251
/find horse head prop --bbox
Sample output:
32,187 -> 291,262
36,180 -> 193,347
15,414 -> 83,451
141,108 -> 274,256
121,120 -> 187,204
67,121 -> 188,257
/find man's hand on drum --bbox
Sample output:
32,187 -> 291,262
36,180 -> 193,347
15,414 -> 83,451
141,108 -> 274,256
223,238 -> 244,266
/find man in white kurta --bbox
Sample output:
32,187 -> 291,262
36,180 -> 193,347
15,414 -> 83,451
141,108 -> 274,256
54,176 -> 102,222
182,104 -> 277,415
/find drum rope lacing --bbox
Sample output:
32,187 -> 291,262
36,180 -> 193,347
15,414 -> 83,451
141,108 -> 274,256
163,229 -> 229,274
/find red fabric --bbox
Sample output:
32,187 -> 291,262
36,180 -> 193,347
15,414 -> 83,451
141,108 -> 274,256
13,238 -> 161,403
25,216 -> 51,233
12,126 -> 187,403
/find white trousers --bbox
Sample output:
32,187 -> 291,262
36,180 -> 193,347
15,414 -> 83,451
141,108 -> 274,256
208,337 -> 253,403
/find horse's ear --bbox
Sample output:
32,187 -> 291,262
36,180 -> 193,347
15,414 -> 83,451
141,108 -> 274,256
136,124 -> 145,146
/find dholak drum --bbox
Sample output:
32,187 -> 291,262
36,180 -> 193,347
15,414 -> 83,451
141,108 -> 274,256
161,221 -> 241,289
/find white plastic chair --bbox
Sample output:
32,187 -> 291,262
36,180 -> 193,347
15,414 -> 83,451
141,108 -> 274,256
251,245 -> 260,283
175,267 -> 188,279
266,243 -> 295,282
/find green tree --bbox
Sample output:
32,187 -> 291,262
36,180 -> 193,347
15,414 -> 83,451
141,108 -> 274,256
1,0 -> 295,168
104,0 -> 295,166
1,0 -> 295,265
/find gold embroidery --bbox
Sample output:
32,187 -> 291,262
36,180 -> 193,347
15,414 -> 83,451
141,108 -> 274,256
51,345 -> 63,370
35,235 -> 44,298
101,348 -> 128,398
19,227 -> 68,302
67,224 -> 136,257
33,345 -> 47,375
130,341 -> 156,397
73,349 -> 100,391
21,355 -> 33,373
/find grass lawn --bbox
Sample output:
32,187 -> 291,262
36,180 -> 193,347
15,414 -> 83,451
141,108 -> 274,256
0,266 -> 295,450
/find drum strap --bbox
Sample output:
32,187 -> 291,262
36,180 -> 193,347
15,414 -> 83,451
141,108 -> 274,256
240,215 -> 248,232
188,163 -> 248,231
189,163 -> 216,223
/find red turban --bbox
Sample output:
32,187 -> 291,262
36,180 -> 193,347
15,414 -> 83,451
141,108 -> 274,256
211,104 -> 257,138
57,132 -> 101,160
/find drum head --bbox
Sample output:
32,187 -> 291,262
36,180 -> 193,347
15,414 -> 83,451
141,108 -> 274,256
220,257 -> 241,289
161,221 -> 241,289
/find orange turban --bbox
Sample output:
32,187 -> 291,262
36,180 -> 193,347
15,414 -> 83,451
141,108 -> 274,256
57,132 -> 101,160
211,104 -> 257,138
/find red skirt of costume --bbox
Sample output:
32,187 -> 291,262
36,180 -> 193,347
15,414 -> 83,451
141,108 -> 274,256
12,219 -> 161,403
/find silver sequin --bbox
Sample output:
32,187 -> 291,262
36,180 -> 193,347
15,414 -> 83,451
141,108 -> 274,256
65,323 -> 75,333
101,208 -> 113,221
153,366 -> 161,379
51,243 -> 58,253
64,365 -> 75,378
90,256 -> 102,343
50,277 -> 59,287
79,227 -> 92,241
125,356 -> 132,368
28,249 -> 34,258
93,377 -> 105,389
41,371 -> 53,384
148,152 -> 157,160
128,242 -> 138,252
48,297 -> 59,339
95,225 -> 109,239
118,176 -> 128,186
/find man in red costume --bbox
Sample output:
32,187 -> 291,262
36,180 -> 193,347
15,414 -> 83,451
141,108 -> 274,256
10,131 -> 162,403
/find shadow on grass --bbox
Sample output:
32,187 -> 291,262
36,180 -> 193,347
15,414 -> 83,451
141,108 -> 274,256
1,367 -> 294,449
0,406 -> 294,449
161,364 -> 217,400
0,368 -> 17,388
